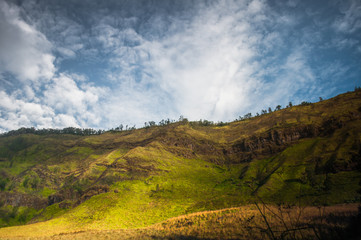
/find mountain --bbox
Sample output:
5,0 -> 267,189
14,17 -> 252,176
0,90 -> 361,239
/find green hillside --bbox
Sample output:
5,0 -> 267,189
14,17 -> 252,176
0,90 -> 361,239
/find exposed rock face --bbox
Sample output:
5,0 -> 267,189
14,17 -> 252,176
161,124 -> 320,164
47,187 -> 84,206
0,192 -> 47,210
78,185 -> 109,204
159,134 -> 225,164
160,113 -> 360,165
47,185 -> 110,206
48,193 -> 65,206
229,113 -> 361,164
229,125 -> 319,162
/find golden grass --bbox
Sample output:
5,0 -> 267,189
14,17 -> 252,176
1,204 -> 358,240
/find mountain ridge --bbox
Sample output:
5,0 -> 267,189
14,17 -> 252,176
0,90 -> 360,238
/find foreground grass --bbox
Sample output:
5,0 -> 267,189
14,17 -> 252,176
0,204 -> 358,240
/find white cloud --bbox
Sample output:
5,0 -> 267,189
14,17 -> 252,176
0,72 -> 106,132
331,37 -> 359,50
0,90 -> 55,131
84,0 -> 322,125
53,114 -> 80,129
137,0 -> 266,121
57,47 -> 76,58
43,74 -> 106,118
0,0 -> 55,83
248,0 -> 265,14
333,0 -> 361,33
1,0 -> 358,132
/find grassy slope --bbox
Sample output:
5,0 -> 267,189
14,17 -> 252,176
1,204 -> 359,239
0,91 -> 360,238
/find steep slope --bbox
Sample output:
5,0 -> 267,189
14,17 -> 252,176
0,90 -> 360,237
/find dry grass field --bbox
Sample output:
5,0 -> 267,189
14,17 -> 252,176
1,203 -> 357,240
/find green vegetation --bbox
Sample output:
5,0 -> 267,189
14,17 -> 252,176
0,205 -> 40,228
0,90 -> 360,239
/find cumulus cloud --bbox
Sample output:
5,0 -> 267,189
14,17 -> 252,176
0,0 -> 359,132
79,0 -> 325,125
134,0 -> 313,121
91,1 -> 263,123
0,73 -> 106,132
43,74 -> 106,125
0,0 -> 55,83
0,90 -> 55,130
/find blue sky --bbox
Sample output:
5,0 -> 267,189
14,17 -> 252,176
0,0 -> 360,132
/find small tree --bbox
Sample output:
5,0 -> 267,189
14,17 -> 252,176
244,113 -> 252,119
275,105 -> 281,111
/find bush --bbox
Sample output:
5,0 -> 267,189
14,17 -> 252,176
300,101 -> 312,106
23,176 -> 30,188
0,178 -> 7,191
29,176 -> 40,189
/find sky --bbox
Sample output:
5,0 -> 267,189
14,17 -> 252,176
0,0 -> 360,132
